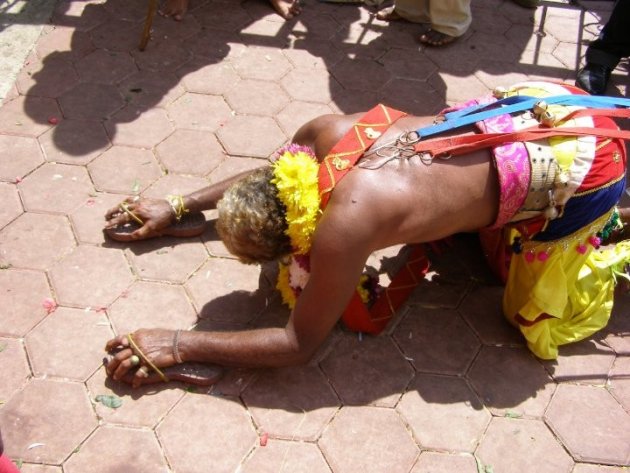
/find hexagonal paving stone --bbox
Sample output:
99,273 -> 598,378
38,119 -> 111,165
572,464 -> 628,473
393,308 -> 480,376
609,355 -> 630,413
156,129 -> 225,176
179,61 -> 241,95
332,58 -> 392,92
142,174 -> 211,199
126,238 -> 208,283
242,365 -> 340,441
18,163 -> 94,214
411,452 -> 478,473
88,146 -> 162,194
379,78 -> 445,118
58,83 -> 125,120
206,156 -> 265,185
131,39 -> 193,72
25,307 -> 113,381
167,93 -> 232,132
51,0 -> 108,32
319,406 -> 419,473
468,346 -> 556,417
50,245 -> 134,308
397,374 -> 491,452
280,68 -> 335,104
147,13 -> 202,43
0,135 -> 44,181
225,79 -> 289,116
157,394 -> 257,473
429,72 -> 491,104
90,19 -> 139,52
242,439 -> 332,473
282,39 -> 344,70
119,70 -> 185,109
108,280 -> 198,333
70,192 -> 127,245
217,115 -> 286,158
0,337 -> 31,403
320,333 -> 413,407
105,107 -> 174,148
74,49 -> 137,85
406,277 -> 470,310
16,56 -> 79,99
233,46 -> 293,81
476,417 -> 573,473
187,28 -> 247,62
19,464 -> 62,473
194,2 -> 252,31
0,378 -> 98,463
458,285 -> 523,346
542,339 -> 615,385
545,384 -> 630,465
380,48 -> 438,82
0,96 -> 59,137
0,213 -> 76,270
35,26 -> 94,60
64,425 -> 169,473
0,183 -> 22,229
0,269 -> 52,336
276,102 -> 334,138
186,258 -> 270,328
86,366 -> 185,428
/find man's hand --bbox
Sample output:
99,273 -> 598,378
105,329 -> 178,388
105,197 -> 175,240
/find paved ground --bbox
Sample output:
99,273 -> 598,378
1,0 -> 629,472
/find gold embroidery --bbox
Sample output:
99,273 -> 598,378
332,156 -> 350,170
365,127 -> 382,139
613,150 -> 621,163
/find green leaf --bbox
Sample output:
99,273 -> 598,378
131,179 -> 140,193
0,342 -> 6,353
505,411 -> 522,419
95,394 -> 123,409
14,458 -> 23,470
0,263 -> 11,270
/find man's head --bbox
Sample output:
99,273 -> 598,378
216,167 -> 292,264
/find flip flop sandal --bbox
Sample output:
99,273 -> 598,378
104,211 -> 207,242
123,363 -> 224,387
419,29 -> 458,47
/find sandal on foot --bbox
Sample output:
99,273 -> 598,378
104,211 -> 206,242
375,6 -> 401,21
124,363 -> 224,387
419,29 -> 458,47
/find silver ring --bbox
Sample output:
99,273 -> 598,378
137,366 -> 149,376
129,355 -> 140,366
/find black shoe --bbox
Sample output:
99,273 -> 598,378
576,63 -> 611,95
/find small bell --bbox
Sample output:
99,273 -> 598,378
539,110 -> 556,127
532,100 -> 548,116
493,86 -> 508,99
544,205 -> 559,220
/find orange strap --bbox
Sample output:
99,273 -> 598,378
413,108 -> 630,158
315,104 -> 433,335
318,104 -> 407,209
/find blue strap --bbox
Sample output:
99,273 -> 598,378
417,94 -> 630,139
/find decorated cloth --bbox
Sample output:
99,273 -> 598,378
453,80 -> 630,359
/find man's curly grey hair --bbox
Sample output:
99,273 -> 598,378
216,167 -> 292,264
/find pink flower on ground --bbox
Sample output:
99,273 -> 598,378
42,298 -> 57,314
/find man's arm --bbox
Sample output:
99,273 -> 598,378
106,205 -> 373,382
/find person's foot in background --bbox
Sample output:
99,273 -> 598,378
576,63 -> 611,95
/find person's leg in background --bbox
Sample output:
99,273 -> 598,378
576,0 -> 630,95
419,0 -> 471,46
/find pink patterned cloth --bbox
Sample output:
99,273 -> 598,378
440,95 -> 531,229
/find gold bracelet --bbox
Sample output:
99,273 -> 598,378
166,194 -> 189,221
173,329 -> 183,364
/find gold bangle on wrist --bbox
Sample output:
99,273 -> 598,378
166,194 -> 189,221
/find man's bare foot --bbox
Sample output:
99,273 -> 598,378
375,6 -> 402,21
159,0 -> 189,21
419,29 -> 458,47
270,0 -> 301,19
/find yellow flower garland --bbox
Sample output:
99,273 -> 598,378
271,145 -> 321,255
271,144 -> 377,310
